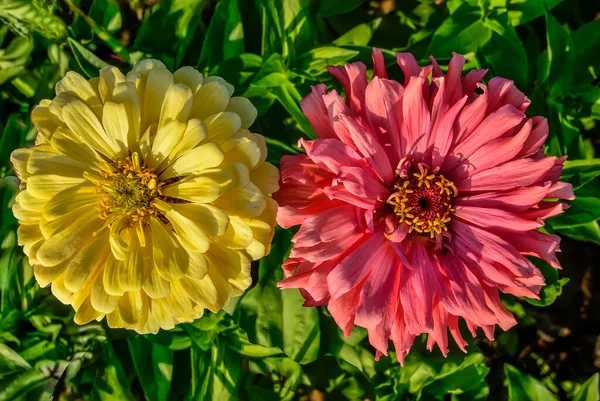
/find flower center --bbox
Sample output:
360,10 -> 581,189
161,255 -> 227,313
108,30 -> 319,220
94,152 -> 163,224
387,164 -> 457,238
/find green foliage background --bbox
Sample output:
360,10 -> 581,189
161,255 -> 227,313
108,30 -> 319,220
0,0 -> 599,400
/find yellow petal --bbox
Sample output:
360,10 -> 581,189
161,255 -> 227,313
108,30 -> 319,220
51,275 -> 74,304
226,97 -> 257,128
159,143 -> 224,180
142,68 -> 173,132
185,251 -> 208,280
249,162 -> 280,195
109,218 -> 130,261
178,277 -> 217,309
204,76 -> 234,96
43,184 -> 98,221
132,59 -> 167,75
213,215 -> 253,250
31,105 -> 62,142
27,150 -> 88,177
50,127 -> 103,171
171,203 -> 229,237
118,291 -> 147,327
120,233 -> 151,291
26,175 -> 86,200
190,81 -> 231,119
155,119 -> 206,172
17,223 -> 43,246
56,71 -> 103,118
62,98 -> 120,157
203,112 -> 241,144
34,259 -> 69,287
103,255 -> 125,296
10,148 -> 33,181
74,297 -> 103,325
102,101 -> 130,154
36,208 -> 101,266
213,182 -> 266,218
12,203 -> 42,223
15,191 -> 45,212
150,217 -> 189,281
173,66 -> 203,92
158,83 -> 193,128
161,175 -> 221,203
112,82 -> 142,152
164,283 -> 195,319
64,231 -> 110,292
148,120 -> 186,168
98,66 -> 126,103
222,135 -> 261,169
200,162 -> 249,193
139,123 -> 156,163
143,268 -> 170,299
91,269 -> 119,313
159,203 -> 211,253
149,299 -> 175,331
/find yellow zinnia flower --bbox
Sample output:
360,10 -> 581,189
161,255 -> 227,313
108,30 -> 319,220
10,60 -> 279,333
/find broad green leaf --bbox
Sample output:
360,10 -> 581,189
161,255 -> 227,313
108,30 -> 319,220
0,342 -> 30,375
544,10 -> 573,88
134,0 -> 208,67
561,159 -> 600,191
236,228 -> 321,365
505,0 -> 564,26
504,364 -> 557,401
92,342 -> 135,401
67,38 -> 109,79
482,12 -> 528,88
88,0 -> 122,34
333,18 -> 381,46
550,180 -> 600,229
0,360 -> 65,401
555,221 -> 600,246
571,19 -> 600,82
128,336 -> 173,401
320,0 -> 368,17
198,0 -> 244,72
572,373 -> 599,401
260,0 -> 314,61
428,3 -> 492,57
295,46 -> 359,76
210,54 -> 262,94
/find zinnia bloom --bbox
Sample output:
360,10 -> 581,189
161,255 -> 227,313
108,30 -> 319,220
274,49 -> 573,362
11,60 -> 278,333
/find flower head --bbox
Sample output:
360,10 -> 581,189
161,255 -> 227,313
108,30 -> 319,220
11,60 -> 279,333
274,49 -> 573,362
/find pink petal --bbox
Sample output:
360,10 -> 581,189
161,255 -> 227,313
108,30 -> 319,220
487,77 -> 530,113
328,277 -> 366,336
547,182 -> 574,200
453,84 -> 488,144
300,84 -> 337,139
454,157 -> 556,192
292,204 -> 359,248
517,117 -> 548,158
303,138 -> 368,174
336,166 -> 390,201
290,229 -> 365,263
327,62 -> 368,114
445,53 -> 466,105
430,95 -> 468,168
402,76 -> 431,157
462,69 -> 488,95
400,241 -> 435,334
455,183 -> 551,212
372,48 -> 388,79
396,53 -> 421,85
327,233 -> 388,298
454,205 -> 543,232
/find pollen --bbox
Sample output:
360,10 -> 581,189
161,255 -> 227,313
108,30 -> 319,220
87,152 -> 164,225
387,163 -> 458,238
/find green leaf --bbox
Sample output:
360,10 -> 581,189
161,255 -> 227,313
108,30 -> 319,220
236,228 -> 321,365
504,364 -> 557,401
295,46 -> 359,76
260,0 -> 314,61
92,342 -> 135,401
88,0 -> 122,34
333,18 -> 381,46
198,0 -> 244,72
67,38 -> 109,79
523,260 -> 568,307
428,3 -> 492,57
505,0 -> 564,26
128,336 -> 173,401
549,180 -> 600,229
572,373 -> 599,401
188,339 -> 241,401
320,0 -> 368,17
560,159 -> 600,191
544,9 -> 573,88
0,360 -> 65,401
555,221 -> 600,246
0,342 -> 31,375
481,12 -> 528,88
134,0 -> 208,67
571,19 -> 600,82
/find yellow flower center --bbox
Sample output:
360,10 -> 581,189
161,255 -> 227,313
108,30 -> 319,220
93,152 -> 163,224
387,164 -> 457,238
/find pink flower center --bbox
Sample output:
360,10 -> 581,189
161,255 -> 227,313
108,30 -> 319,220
387,165 -> 457,238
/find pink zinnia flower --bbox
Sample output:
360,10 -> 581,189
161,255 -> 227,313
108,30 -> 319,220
273,49 -> 574,362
